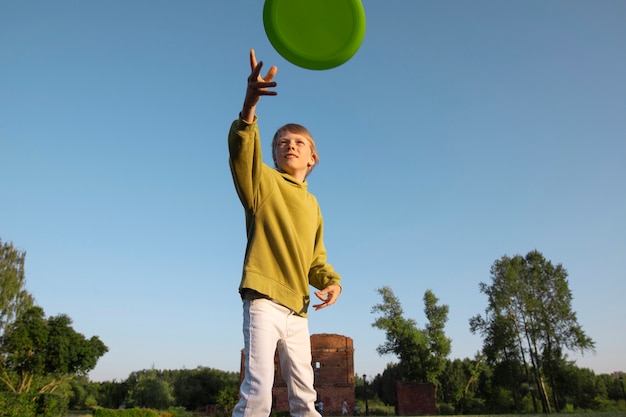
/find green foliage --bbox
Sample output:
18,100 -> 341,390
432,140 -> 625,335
0,238 -> 108,398
0,391 -> 67,417
169,366 -> 239,410
129,369 -> 174,410
96,408 -> 183,417
35,392 -> 68,417
0,239 -> 35,338
94,380 -> 128,409
437,402 -> 455,415
67,366 -> 240,412
371,364 -> 400,405
1,306 -> 49,388
470,250 -> 595,413
422,289 -> 451,383
371,286 -> 450,385
358,403 -> 394,416
93,409 -> 160,417
0,305 -> 108,393
166,406 -> 193,417
46,314 -> 109,375
69,376 -> 100,410
215,384 -> 238,414
0,391 -> 37,416
371,286 -> 424,374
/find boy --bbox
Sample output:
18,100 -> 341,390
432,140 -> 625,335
228,49 -> 342,417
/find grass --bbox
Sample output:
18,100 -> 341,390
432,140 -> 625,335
321,413 -> 626,417
310,409 -> 626,417
66,411 -> 92,417
66,411 -> 626,417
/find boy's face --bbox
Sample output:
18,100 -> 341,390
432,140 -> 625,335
273,132 -> 316,182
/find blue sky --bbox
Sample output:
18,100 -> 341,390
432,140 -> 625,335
2,0 -> 625,382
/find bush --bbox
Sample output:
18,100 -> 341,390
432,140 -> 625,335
37,393 -> 69,417
167,407 -> 193,417
437,402 -> 455,415
93,409 -> 160,417
0,392 -> 68,417
0,391 -> 36,417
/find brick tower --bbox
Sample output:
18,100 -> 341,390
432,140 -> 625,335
240,333 -> 355,414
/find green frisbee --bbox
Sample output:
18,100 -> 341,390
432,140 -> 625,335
263,0 -> 366,70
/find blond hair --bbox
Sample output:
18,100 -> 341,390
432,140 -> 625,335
271,123 -> 319,177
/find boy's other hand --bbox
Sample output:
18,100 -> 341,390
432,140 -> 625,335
313,284 -> 342,311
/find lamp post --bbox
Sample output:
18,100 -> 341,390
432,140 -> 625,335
362,374 -> 369,416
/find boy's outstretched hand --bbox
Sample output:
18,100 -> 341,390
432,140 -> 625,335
241,49 -> 277,123
313,284 -> 342,311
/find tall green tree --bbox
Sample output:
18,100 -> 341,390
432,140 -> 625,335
423,290 -> 451,384
438,356 -> 489,414
0,305 -> 108,394
0,240 -> 34,337
470,250 -> 595,413
371,287 -> 450,385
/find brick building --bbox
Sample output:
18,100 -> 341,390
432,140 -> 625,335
395,381 -> 436,415
240,333 -> 355,415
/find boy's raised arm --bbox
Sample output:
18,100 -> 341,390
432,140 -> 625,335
240,49 -> 278,123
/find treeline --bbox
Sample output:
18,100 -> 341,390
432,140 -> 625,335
366,361 -> 626,414
68,367 -> 239,412
71,362 -> 626,414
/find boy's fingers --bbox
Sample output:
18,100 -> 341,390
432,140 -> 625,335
315,291 -> 336,304
252,81 -> 277,88
248,81 -> 277,97
249,49 -> 258,71
248,49 -> 277,84
249,61 -> 262,82
264,65 -> 278,82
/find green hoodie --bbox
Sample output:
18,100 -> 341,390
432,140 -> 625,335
228,117 -> 341,316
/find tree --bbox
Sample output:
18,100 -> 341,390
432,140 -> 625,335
0,240 -> 34,338
374,364 -> 401,406
0,305 -> 108,394
94,380 -> 128,409
0,306 -> 49,392
216,385 -> 238,414
438,356 -> 489,414
130,369 -> 174,410
470,250 -> 595,413
422,290 -> 451,384
68,375 -> 99,409
172,366 -> 239,410
371,287 -> 450,385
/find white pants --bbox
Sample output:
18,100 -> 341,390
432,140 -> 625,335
232,298 -> 320,417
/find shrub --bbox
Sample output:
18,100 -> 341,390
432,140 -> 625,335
0,392 -> 67,417
37,393 -> 69,417
0,391 -> 36,417
437,402 -> 455,415
168,406 -> 193,417
93,408 -> 160,417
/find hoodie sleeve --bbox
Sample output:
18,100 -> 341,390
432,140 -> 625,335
228,117 -> 262,212
308,206 -> 342,290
